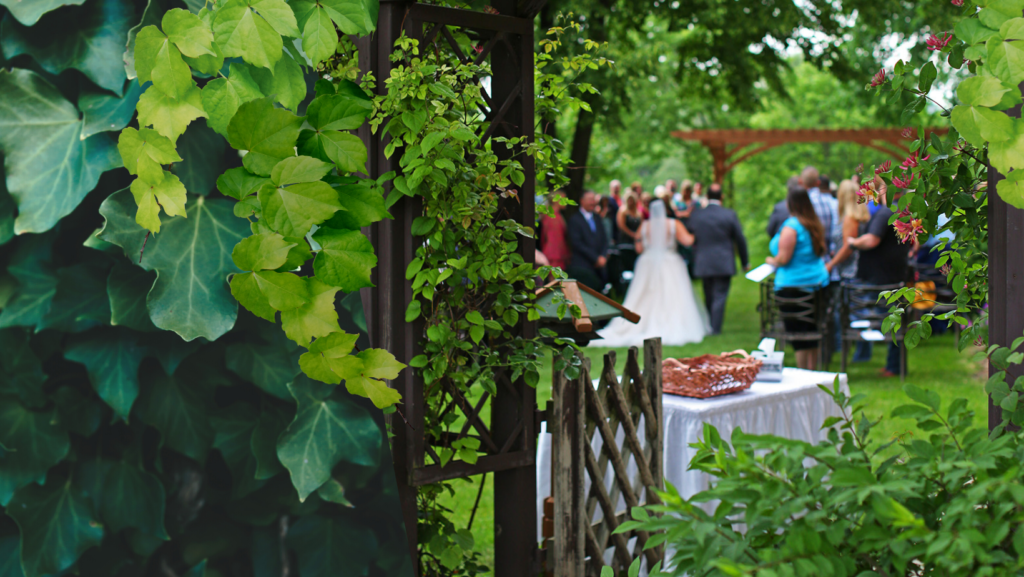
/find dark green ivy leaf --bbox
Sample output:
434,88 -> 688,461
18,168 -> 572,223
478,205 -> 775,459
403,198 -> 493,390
7,477 -> 104,577
51,386 -> 103,437
225,324 -> 302,400
0,397 -> 69,506
134,364 -> 214,462
79,79 -> 145,140
99,189 -> 250,341
107,260 -> 159,332
64,327 -> 146,419
0,231 -> 58,330
286,514 -> 376,577
0,328 -> 46,409
38,261 -> 113,333
211,403 -> 265,499
0,0 -> 135,95
171,118 -> 226,196
0,535 -> 24,577
275,375 -> 381,501
250,403 -> 290,480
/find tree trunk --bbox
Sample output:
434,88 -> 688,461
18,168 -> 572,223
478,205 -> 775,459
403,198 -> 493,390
566,90 -> 599,203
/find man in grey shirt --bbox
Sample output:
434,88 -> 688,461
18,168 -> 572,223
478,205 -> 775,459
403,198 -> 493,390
801,166 -> 841,281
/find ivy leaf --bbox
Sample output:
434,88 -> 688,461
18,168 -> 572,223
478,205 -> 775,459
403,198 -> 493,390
0,536 -> 22,577
0,69 -> 120,234
276,374 -> 381,501
259,181 -> 343,238
0,328 -> 46,409
0,398 -> 69,506
980,0 -> 1024,29
107,261 -> 158,332
182,7 -> 225,75
0,0 -> 87,26
7,478 -> 104,577
226,98 -> 303,176
997,170 -> 1024,209
950,104 -> 1015,147
119,127 -> 182,186
226,327 -> 302,400
297,129 -> 367,173
297,331 -> 358,384
305,93 -> 372,131
315,478 -> 353,507
248,271 -> 308,311
123,0 -> 164,79
64,328 -> 146,420
211,403 -> 264,498
281,278 -> 341,346
171,119 -> 225,195
988,19 -> 1024,86
301,6 -> 336,66
990,119 -> 1024,173
232,232 -> 297,271
251,404 -> 290,479
135,364 -> 215,462
201,62 -> 264,136
287,515 -> 376,577
213,0 -> 289,70
38,261 -> 112,333
134,25 -> 194,100
956,18 -> 999,45
248,52 -> 306,111
956,75 -> 1012,107
323,180 -> 390,229
0,231 -> 58,330
130,172 -> 189,233
229,272 -> 277,322
93,460 -> 169,538
217,167 -> 270,200
312,227 -> 376,292
334,349 -> 404,408
271,155 -> 334,185
136,84 -> 208,142
80,79 -> 144,139
99,189 -> 250,341
297,0 -> 377,36
0,0 -> 133,94
161,8 -> 215,58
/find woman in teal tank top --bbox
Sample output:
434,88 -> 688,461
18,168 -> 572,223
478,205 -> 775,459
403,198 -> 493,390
766,186 -> 830,369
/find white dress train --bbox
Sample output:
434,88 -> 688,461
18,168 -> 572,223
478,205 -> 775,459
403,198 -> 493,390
594,201 -> 708,348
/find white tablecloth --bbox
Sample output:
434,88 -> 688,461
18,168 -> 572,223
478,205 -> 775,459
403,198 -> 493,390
536,368 -> 849,541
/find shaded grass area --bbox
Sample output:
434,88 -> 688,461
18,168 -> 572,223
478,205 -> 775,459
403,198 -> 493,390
436,275 -> 986,573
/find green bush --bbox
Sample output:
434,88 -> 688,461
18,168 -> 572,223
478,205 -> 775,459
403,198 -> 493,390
621,372 -> 1024,577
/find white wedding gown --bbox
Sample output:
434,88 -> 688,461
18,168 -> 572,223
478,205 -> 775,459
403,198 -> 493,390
594,201 -> 709,348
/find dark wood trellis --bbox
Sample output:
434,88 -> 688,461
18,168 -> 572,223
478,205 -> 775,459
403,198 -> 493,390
543,339 -> 665,576
356,1 -> 540,575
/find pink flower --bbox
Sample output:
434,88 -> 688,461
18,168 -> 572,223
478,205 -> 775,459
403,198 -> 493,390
483,5 -> 499,14
901,151 -> 929,170
893,218 -> 925,244
473,45 -> 484,54
926,32 -> 953,52
870,68 -> 887,87
902,128 -> 915,139
940,263 -> 952,276
952,0 -> 963,6
875,160 -> 892,175
892,172 -> 915,188
858,181 -> 878,204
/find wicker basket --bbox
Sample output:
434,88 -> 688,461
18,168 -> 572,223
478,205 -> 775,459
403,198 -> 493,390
662,350 -> 763,399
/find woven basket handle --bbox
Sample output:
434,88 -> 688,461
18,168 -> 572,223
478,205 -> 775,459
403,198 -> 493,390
720,349 -> 750,359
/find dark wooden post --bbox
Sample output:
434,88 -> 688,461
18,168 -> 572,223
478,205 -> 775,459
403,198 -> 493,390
356,0 -> 421,568
988,79 -> 1024,430
551,354 -> 586,576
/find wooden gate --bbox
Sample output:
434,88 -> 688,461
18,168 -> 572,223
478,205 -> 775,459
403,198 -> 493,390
543,338 -> 665,576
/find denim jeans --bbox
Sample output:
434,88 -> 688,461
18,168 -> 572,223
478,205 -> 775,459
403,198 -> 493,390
853,341 -> 903,374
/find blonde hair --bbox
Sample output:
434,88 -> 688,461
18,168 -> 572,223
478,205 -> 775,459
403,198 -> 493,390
837,179 -> 869,223
624,192 -> 639,211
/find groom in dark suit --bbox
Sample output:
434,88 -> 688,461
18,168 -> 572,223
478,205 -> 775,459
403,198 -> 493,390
566,190 -> 608,292
687,184 -> 749,334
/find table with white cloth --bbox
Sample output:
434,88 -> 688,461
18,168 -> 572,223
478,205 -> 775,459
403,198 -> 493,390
535,368 -> 849,541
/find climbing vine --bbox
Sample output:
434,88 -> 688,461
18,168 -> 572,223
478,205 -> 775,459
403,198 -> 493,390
867,0 -> 1024,352
0,0 -> 410,576
369,15 -> 606,574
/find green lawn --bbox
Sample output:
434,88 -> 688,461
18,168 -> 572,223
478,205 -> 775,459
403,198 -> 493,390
436,274 -> 986,573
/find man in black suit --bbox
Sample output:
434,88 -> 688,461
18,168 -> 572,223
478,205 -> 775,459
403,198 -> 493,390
566,190 -> 609,292
687,183 -> 749,334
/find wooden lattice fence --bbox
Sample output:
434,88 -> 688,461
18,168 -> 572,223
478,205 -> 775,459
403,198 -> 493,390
544,338 -> 665,576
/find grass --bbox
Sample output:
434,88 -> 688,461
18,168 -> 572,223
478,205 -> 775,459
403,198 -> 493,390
436,273 -> 986,573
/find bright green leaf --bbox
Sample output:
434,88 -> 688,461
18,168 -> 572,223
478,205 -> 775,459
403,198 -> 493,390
136,83 -> 208,142
271,156 -> 334,185
226,98 -> 303,176
259,181 -> 342,237
297,129 -> 367,173
213,0 -> 287,70
280,278 -> 341,345
305,94 -> 372,131
232,232 -> 296,271
311,226 -> 376,292
130,172 -> 188,233
119,127 -> 182,186
134,25 -> 194,100
248,50 -> 306,111
162,8 -> 215,58
201,62 -> 264,136
216,167 -> 270,200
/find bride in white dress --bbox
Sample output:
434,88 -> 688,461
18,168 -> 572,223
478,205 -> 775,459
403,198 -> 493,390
594,200 -> 709,347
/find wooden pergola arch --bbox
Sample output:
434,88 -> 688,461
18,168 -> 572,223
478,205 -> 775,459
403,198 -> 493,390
671,127 -> 950,184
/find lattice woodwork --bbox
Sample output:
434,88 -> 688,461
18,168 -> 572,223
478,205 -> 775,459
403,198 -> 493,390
547,338 -> 664,576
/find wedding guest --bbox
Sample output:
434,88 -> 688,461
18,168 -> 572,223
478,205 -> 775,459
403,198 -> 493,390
538,190 -> 570,270
825,179 -> 870,280
766,186 -> 830,370
608,180 -> 623,242
640,191 -> 653,218
616,193 -> 643,241
800,166 -> 841,272
597,196 -> 615,241
566,190 -> 609,291
678,180 -> 696,221
687,183 -> 749,335
848,188 -> 914,377
692,181 -> 707,208
766,176 -> 797,239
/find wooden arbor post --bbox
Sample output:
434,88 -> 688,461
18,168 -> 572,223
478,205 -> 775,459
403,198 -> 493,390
358,3 -> 540,574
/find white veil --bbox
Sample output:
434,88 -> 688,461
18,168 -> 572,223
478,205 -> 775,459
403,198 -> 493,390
643,200 -> 672,253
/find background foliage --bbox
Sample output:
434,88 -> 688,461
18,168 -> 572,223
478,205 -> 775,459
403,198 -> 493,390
0,1 -> 413,576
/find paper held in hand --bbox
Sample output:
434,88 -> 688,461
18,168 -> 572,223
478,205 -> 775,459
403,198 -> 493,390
745,263 -> 776,283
